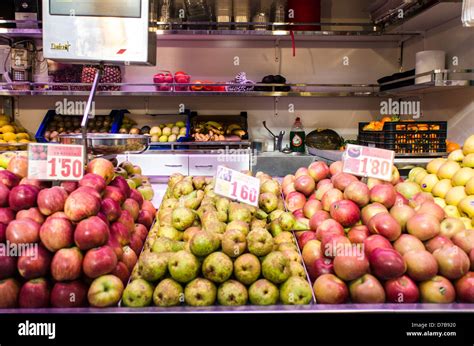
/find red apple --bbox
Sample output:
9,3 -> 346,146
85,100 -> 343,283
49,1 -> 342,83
51,247 -> 83,281
130,189 -> 144,208
86,158 -> 114,184
141,200 -> 155,215
0,207 -> 14,225
367,212 -> 401,241
407,213 -> 440,241
16,207 -> 44,224
37,186 -> 68,216
329,199 -> 360,228
285,191 -> 307,212
17,245 -> 52,279
419,276 -> 455,303
349,274 -> 385,303
367,177 -> 386,190
0,278 -> 20,308
6,219 -> 40,245
122,198 -> 140,222
112,261 -> 130,285
403,250 -> 438,282
396,181 -> 422,200
370,184 -> 396,209
361,203 -> 388,225
394,192 -> 409,206
321,234 -> 352,259
433,245 -> 470,279
64,189 -> 101,222
348,225 -> 369,244
364,234 -> 392,257
282,174 -> 295,188
51,280 -> 88,308
19,178 -> 50,190
18,278 -> 50,308
50,211 -> 68,219
309,210 -> 330,232
369,248 -> 406,280
390,204 -> 415,232
107,235 -> 124,261
122,246 -> 138,272
384,275 -> 419,303
109,175 -> 131,198
74,216 -> 110,251
282,182 -> 296,197
0,223 -> 5,242
117,210 -> 134,234
452,229 -> 474,254
0,170 -> 20,189
8,184 -> 38,211
344,181 -> 370,207
79,173 -> 106,193
308,161 -> 330,182
308,257 -> 334,281
455,272 -> 474,303
137,210 -> 153,229
295,167 -> 309,178
321,188 -> 344,212
110,222 -> 130,247
313,274 -> 348,304
0,252 -> 17,279
332,173 -> 358,192
303,199 -> 322,219
39,217 -> 74,252
393,234 -> 425,256
60,181 -> 78,194
0,182 -> 9,207
440,218 -> 466,239
83,245 -> 117,279
314,182 -> 333,201
100,198 -> 121,223
329,161 -> 343,176
302,240 -> 322,268
315,219 -> 344,241
425,235 -> 453,253
129,233 -> 144,255
409,192 -> 434,209
415,201 -> 445,222
294,175 -> 316,197
297,231 -> 317,249
333,250 -> 369,281
470,249 -> 474,271
133,223 -> 148,242
317,178 -> 332,190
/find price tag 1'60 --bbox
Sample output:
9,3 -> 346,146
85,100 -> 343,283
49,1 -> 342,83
214,166 -> 260,207
342,144 -> 395,182
28,143 -> 84,181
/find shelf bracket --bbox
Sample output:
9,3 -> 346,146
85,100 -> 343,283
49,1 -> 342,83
274,39 -> 280,64
144,96 -> 150,114
273,96 -> 279,118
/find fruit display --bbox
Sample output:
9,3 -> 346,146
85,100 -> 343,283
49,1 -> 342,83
120,118 -> 187,144
0,157 -> 157,308
121,173 -> 314,307
282,134 -> 474,304
192,121 -> 246,142
43,114 -> 114,142
0,115 -> 34,150
153,71 -> 191,91
115,161 -> 155,201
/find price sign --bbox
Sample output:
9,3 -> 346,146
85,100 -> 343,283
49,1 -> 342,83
28,143 -> 84,181
214,166 -> 260,207
342,144 -> 395,181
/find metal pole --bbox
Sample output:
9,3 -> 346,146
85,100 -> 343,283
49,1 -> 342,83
81,63 -> 104,164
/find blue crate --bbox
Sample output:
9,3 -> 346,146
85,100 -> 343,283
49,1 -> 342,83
148,110 -> 192,150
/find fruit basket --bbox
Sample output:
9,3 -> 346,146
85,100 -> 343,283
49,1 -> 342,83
35,109 -> 128,143
189,111 -> 249,145
358,121 -> 447,154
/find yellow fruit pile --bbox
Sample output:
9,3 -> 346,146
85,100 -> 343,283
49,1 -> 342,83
0,115 -> 34,150
408,134 -> 474,225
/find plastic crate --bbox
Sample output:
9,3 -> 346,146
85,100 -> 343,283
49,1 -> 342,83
35,109 -> 128,143
147,110 -> 192,150
190,111 -> 249,141
358,121 -> 447,154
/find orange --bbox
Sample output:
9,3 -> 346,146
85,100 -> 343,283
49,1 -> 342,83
446,140 -> 461,153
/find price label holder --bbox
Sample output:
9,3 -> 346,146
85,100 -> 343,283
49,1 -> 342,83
214,166 -> 260,207
342,144 -> 395,182
27,143 -> 84,181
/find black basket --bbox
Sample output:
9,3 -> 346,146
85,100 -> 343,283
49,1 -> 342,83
190,111 -> 249,140
358,121 -> 447,154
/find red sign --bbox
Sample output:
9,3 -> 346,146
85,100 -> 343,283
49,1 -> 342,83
214,166 -> 260,207
343,144 -> 395,181
28,143 -> 84,181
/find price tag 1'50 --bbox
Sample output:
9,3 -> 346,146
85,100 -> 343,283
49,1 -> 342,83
342,144 -> 395,182
214,166 -> 260,207
28,143 -> 84,181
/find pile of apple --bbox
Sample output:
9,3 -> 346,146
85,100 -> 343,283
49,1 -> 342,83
0,157 -> 156,309
282,137 -> 474,304
121,172 -> 313,307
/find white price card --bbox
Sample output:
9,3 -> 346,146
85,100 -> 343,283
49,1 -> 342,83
28,143 -> 84,181
214,166 -> 260,207
342,144 -> 395,182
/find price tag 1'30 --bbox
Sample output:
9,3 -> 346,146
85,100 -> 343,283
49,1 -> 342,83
214,166 -> 260,207
28,143 -> 84,181
342,144 -> 395,182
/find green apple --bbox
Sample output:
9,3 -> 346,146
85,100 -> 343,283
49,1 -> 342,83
87,275 -> 124,308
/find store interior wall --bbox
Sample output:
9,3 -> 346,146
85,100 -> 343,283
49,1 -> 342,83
10,0 -> 474,147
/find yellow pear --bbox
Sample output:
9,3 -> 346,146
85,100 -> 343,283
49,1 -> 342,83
463,134 -> 474,155
463,153 -> 474,168
408,167 -> 425,181
437,161 -> 461,180
414,171 -> 428,185
460,217 -> 473,230
466,177 -> 474,195
458,195 -> 474,218
448,149 -> 464,162
426,158 -> 446,174
444,205 -> 461,218
445,186 -> 467,206
433,197 -> 447,209
452,167 -> 474,186
420,174 -> 439,193
432,179 -> 452,198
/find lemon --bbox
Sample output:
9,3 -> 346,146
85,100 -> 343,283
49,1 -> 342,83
7,140 -> 17,144
0,120 -> 10,128
1,125 -> 15,134
18,139 -> 29,143
16,133 -> 29,140
3,132 -> 16,142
